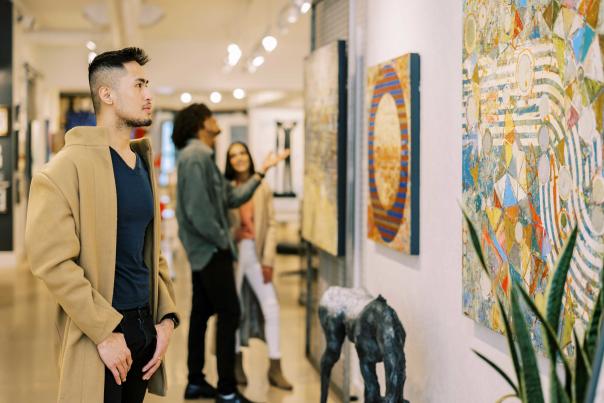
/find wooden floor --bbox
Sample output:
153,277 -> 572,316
0,239 -> 340,403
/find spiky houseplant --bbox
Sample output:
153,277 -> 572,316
464,212 -> 604,403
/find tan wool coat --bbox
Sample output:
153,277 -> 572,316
228,181 -> 277,346
229,181 -> 277,269
24,126 -> 179,403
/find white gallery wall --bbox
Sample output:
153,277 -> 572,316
357,0 -> 547,401
248,107 -> 304,198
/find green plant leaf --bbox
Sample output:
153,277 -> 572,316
511,284 -> 545,403
546,227 -> 577,338
543,227 -> 577,401
584,289 -> 603,363
517,285 -> 572,402
473,349 -> 519,396
497,297 -> 524,397
463,210 -> 489,275
573,330 -> 591,403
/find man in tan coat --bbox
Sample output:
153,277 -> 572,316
25,47 -> 179,403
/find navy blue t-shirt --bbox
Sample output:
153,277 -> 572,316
110,147 -> 154,310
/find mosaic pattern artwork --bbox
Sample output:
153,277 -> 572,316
302,41 -> 347,256
462,0 -> 604,348
367,54 -> 420,254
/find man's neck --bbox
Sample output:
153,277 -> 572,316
97,113 -> 133,154
198,132 -> 214,149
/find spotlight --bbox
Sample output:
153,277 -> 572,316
287,5 -> 299,23
252,55 -> 265,67
88,52 -> 97,64
86,41 -> 97,51
227,43 -> 242,66
210,91 -> 222,104
233,88 -> 246,100
180,92 -> 192,104
262,35 -> 278,52
300,1 -> 311,14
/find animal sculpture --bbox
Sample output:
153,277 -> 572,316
318,287 -> 408,403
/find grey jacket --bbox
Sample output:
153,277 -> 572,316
175,139 -> 261,270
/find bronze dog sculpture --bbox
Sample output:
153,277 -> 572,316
319,287 -> 408,403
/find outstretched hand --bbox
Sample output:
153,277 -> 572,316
260,149 -> 291,173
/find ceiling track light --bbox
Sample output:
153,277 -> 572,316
252,55 -> 265,67
180,92 -> 192,104
262,35 -> 278,52
233,88 -> 246,100
210,91 -> 222,104
300,1 -> 311,14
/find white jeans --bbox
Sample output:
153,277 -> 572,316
236,239 -> 281,359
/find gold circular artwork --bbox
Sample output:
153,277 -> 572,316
373,92 -> 401,209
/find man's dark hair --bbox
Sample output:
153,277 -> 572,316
88,47 -> 149,113
172,103 -> 213,150
224,141 -> 256,181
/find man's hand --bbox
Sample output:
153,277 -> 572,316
260,149 -> 291,174
97,332 -> 132,385
262,265 -> 273,284
142,319 -> 174,381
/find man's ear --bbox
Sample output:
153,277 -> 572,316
98,86 -> 113,106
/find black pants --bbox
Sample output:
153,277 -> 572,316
187,249 -> 241,395
104,305 -> 157,403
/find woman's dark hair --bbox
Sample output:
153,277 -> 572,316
225,141 -> 256,181
172,103 -> 213,150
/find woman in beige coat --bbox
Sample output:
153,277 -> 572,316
225,142 -> 293,391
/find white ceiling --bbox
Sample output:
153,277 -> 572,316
16,0 -> 310,109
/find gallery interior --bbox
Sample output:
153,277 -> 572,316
2,0 -> 604,402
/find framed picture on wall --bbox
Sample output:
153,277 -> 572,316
461,0 -> 604,346
302,40 -> 347,257
366,53 -> 420,255
0,105 -> 9,137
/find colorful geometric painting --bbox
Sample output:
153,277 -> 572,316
302,41 -> 347,256
462,0 -> 604,348
367,54 -> 420,255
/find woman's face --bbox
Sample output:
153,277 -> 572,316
228,143 -> 251,175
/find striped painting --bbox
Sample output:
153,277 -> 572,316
367,54 -> 420,254
462,0 -> 604,349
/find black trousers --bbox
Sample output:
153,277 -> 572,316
104,305 -> 157,403
187,249 -> 241,395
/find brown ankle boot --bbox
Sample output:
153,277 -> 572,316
235,352 -> 248,386
268,358 -> 293,391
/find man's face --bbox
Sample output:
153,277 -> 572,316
202,116 -> 221,146
113,61 -> 153,127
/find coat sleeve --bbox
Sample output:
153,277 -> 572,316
25,172 -> 122,345
156,251 -> 179,326
225,175 -> 261,208
261,185 -> 277,268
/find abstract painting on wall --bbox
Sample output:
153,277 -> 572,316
367,53 -> 420,255
462,0 -> 604,349
302,40 -> 347,256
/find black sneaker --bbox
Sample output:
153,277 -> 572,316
184,380 -> 217,399
215,392 -> 258,403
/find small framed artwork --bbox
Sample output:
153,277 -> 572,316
0,106 -> 8,137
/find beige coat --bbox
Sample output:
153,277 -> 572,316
226,181 -> 277,346
229,181 -> 277,268
24,126 -> 179,403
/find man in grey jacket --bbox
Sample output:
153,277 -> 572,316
172,103 -> 287,403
